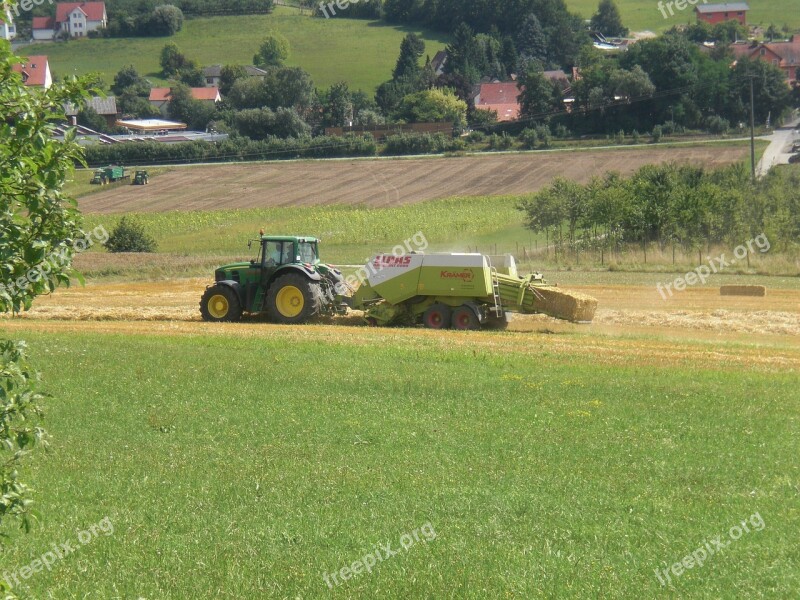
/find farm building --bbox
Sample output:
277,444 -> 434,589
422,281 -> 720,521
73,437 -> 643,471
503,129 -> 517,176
33,2 -> 108,40
65,96 -> 120,129
696,3 -> 749,26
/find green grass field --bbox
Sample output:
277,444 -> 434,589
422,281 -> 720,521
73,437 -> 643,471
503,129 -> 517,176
0,329 -> 796,597
20,7 -> 448,92
566,0 -> 800,32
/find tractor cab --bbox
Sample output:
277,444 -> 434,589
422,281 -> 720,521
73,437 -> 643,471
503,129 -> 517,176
254,236 -> 319,270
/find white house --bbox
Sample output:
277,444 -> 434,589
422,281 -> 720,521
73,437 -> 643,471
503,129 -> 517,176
33,2 -> 107,40
0,6 -> 16,41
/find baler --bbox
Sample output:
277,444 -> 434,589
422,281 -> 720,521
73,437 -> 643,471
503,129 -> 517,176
345,252 -> 596,329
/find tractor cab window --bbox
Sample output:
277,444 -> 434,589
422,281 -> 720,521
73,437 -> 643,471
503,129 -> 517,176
298,242 -> 317,264
282,243 -> 295,264
263,241 -> 285,266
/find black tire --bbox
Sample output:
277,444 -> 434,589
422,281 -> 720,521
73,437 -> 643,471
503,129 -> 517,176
200,285 -> 243,322
422,304 -> 451,329
451,305 -> 480,330
266,273 -> 323,324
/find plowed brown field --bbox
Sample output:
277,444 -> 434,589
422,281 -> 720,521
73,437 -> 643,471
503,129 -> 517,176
78,146 -> 749,214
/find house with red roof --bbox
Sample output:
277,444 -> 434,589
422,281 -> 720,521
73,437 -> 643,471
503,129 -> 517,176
12,56 -> 52,89
149,87 -> 222,115
33,2 -> 107,41
730,35 -> 800,86
696,3 -> 749,26
1,6 -> 16,41
473,82 -> 522,122
473,72 -> 573,122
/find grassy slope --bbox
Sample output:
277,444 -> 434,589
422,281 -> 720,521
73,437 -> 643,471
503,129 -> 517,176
20,7 -> 448,92
0,330 -> 796,598
566,0 -> 800,32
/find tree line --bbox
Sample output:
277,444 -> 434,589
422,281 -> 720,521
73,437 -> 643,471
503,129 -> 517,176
518,163 -> 800,259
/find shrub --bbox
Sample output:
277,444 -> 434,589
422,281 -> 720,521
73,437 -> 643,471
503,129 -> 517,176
535,125 -> 552,148
467,130 -> 486,143
631,129 -> 640,143
705,115 -> 730,134
488,132 -> 514,150
553,124 -> 570,139
519,127 -> 538,149
104,217 -> 157,253
651,125 -> 663,143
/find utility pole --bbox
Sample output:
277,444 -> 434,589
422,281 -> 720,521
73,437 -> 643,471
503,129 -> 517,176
749,75 -> 756,182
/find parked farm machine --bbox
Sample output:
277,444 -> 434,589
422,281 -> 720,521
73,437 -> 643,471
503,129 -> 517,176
200,234 -> 596,328
90,165 -> 129,185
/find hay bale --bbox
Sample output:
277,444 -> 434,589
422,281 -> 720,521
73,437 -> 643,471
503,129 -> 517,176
533,287 -> 598,323
720,285 -> 766,297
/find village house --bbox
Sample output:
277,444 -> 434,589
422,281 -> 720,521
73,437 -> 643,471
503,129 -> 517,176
149,87 -> 222,115
730,35 -> 800,86
472,71 -> 573,122
1,6 -> 16,40
33,2 -> 107,41
696,3 -> 749,26
201,65 -> 268,88
11,55 -> 52,89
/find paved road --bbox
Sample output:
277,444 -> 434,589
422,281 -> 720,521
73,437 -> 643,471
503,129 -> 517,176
756,113 -> 800,177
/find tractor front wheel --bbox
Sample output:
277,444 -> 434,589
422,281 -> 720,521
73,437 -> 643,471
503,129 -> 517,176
422,304 -> 451,329
267,273 -> 323,324
200,285 -> 243,322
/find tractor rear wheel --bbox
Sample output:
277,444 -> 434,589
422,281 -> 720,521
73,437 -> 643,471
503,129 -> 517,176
200,285 -> 243,322
267,273 -> 323,324
451,305 -> 480,330
422,304 -> 451,329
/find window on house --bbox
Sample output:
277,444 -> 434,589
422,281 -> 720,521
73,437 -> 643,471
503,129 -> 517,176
760,48 -> 766,55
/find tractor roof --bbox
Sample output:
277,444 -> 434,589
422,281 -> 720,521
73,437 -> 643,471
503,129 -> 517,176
260,235 -> 319,243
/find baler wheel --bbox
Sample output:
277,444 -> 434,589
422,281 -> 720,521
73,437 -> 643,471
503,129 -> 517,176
451,306 -> 480,330
422,304 -> 451,329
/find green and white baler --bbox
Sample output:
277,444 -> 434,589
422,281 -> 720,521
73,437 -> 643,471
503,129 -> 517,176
346,252 -> 596,329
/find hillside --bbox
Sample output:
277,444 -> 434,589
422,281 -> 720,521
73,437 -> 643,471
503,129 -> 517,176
566,0 -> 800,32
20,7 -> 448,92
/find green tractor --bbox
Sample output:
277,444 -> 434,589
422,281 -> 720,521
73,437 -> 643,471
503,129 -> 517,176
200,234 -> 347,323
133,170 -> 149,185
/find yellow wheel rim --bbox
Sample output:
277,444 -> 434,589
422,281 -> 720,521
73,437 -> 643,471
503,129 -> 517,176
207,294 -> 229,319
276,285 -> 304,318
